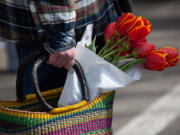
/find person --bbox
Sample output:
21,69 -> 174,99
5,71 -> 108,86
0,0 -> 132,100
6,43 -> 19,72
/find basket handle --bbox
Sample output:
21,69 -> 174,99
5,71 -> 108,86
32,55 -> 90,111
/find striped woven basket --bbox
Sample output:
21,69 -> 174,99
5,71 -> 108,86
0,55 -> 115,135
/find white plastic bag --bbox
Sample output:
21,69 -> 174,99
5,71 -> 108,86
58,24 -> 143,107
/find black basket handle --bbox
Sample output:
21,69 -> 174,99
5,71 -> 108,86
32,55 -> 90,111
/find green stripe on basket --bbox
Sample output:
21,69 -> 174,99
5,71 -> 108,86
0,112 -> 43,126
80,128 -> 111,135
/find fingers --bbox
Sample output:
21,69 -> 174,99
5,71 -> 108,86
51,52 -> 68,68
47,47 -> 76,69
64,59 -> 75,70
48,53 -> 59,65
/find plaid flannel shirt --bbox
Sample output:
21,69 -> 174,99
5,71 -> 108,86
0,0 -> 131,52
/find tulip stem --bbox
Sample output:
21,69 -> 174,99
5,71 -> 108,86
111,43 -> 125,61
111,54 -> 134,65
111,37 -> 131,62
102,47 -> 124,59
97,33 -> 118,56
100,35 -> 128,57
120,58 -> 146,71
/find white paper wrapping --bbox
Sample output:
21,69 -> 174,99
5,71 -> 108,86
58,24 -> 143,107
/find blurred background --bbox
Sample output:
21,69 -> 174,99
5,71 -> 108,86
112,0 -> 180,134
0,0 -> 180,134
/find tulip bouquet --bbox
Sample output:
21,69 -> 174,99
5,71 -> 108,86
58,13 -> 179,107
86,13 -> 179,72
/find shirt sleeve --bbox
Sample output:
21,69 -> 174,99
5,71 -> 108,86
29,0 -> 76,52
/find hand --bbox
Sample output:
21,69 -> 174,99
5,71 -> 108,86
47,47 -> 76,69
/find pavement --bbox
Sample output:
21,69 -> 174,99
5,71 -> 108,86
112,0 -> 180,134
0,0 -> 180,134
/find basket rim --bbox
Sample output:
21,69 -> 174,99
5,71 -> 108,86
0,92 -> 113,116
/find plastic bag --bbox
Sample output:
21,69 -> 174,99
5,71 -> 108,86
58,24 -> 143,107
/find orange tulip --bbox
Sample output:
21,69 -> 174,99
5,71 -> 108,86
133,42 -> 155,58
144,52 -> 169,71
158,47 -> 179,67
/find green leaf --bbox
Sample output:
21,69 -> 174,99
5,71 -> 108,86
85,44 -> 88,48
85,36 -> 97,53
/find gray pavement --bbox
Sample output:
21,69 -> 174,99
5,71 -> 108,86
112,0 -> 180,134
0,0 -> 180,135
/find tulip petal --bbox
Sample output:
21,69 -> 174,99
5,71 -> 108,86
144,52 -> 168,71
128,16 -> 144,32
117,18 -> 136,35
142,17 -> 152,32
116,13 -> 136,28
158,47 -> 179,67
104,22 -> 116,41
134,42 -> 155,58
128,26 -> 150,41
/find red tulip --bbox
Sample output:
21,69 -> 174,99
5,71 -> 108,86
158,47 -> 179,67
144,52 -> 169,71
116,14 -> 152,41
129,38 -> 147,51
104,22 -> 116,42
116,13 -> 136,26
128,27 -> 149,41
116,13 -> 136,36
128,17 -> 152,41
133,42 -> 155,58
139,38 -> 148,43
128,16 -> 144,32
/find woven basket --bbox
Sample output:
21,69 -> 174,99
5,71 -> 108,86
0,55 -> 115,135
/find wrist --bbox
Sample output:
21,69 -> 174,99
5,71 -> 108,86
44,31 -> 76,53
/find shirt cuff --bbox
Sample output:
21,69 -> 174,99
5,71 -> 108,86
44,29 -> 76,53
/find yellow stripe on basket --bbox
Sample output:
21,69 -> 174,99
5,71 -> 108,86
25,87 -> 63,101
0,92 -> 112,119
52,92 -> 113,115
0,88 -> 63,108
50,100 -> 88,114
